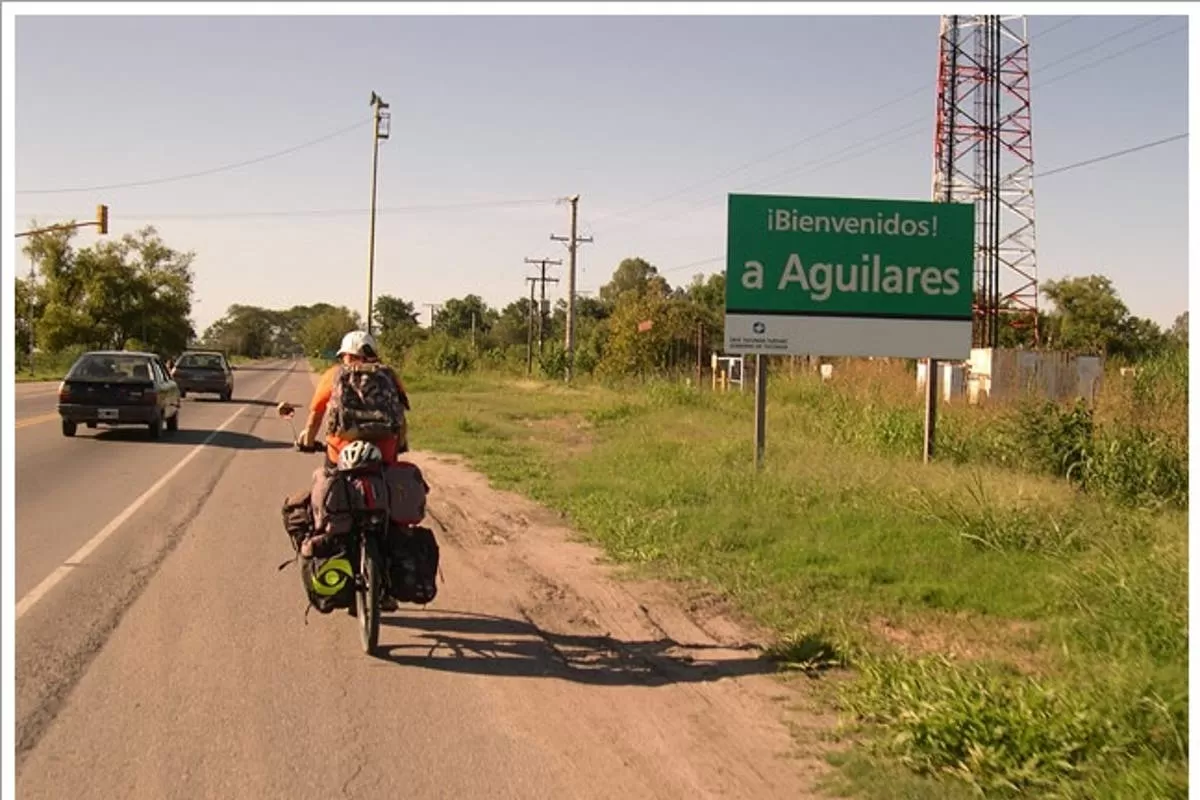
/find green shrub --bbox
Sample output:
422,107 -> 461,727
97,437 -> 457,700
409,333 -> 476,375
841,655 -> 1186,797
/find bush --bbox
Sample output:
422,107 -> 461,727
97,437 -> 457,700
538,340 -> 567,380
408,333 -> 475,375
476,344 -> 527,374
998,397 -> 1187,510
18,345 -> 91,379
841,655 -> 1186,797
1007,399 -> 1095,483
1081,429 -> 1188,510
772,362 -> 1187,511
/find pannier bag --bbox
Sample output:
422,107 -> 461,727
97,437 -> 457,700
301,535 -> 357,613
386,524 -> 440,605
281,490 -> 314,553
386,461 -> 430,526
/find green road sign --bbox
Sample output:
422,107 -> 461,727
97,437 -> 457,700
725,193 -> 975,359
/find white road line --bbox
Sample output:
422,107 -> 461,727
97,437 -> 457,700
15,363 -> 296,620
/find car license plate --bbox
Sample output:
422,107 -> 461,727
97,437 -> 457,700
99,408 -> 118,421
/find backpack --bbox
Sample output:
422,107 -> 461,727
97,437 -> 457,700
385,524 -> 440,605
326,362 -> 406,443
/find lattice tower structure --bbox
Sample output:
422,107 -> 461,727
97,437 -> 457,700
932,14 -> 1040,348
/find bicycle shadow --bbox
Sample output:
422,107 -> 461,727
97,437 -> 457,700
377,608 -> 776,687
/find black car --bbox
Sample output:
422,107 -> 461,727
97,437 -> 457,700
172,350 -> 235,400
57,350 -> 182,439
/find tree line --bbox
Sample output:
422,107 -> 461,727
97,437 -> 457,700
17,224 -> 195,369
203,258 -> 1185,380
15,224 -> 1187,379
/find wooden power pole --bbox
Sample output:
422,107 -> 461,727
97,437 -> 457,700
524,257 -> 561,354
550,195 -> 593,382
525,277 -> 537,375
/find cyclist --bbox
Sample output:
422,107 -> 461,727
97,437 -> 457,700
292,330 -> 410,611
296,330 -> 409,465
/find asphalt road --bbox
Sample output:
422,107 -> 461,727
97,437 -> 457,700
14,360 -> 824,799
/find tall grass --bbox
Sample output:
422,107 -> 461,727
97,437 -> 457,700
15,345 -> 90,381
400,363 -> 1187,798
771,354 -> 1187,510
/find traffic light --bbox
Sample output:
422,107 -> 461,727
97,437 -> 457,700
96,204 -> 108,235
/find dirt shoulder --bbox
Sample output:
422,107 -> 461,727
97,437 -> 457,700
411,449 -> 837,797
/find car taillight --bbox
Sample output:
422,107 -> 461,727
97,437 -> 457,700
143,391 -> 159,405
58,383 -> 71,402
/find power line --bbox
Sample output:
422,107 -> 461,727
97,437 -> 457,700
15,198 -> 559,222
1037,24 -> 1187,88
586,14 -> 1088,228
609,121 -> 928,232
586,87 -> 929,226
1035,16 -> 1082,38
1037,16 -> 1164,72
594,23 -> 1186,235
16,116 -> 373,195
736,119 -> 928,194
1034,132 -> 1187,178
654,132 -> 1188,278
662,256 -> 724,275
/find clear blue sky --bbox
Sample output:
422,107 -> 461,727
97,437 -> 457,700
14,13 -> 1189,334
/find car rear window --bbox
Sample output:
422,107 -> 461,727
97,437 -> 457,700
68,354 -> 156,381
177,354 -> 226,370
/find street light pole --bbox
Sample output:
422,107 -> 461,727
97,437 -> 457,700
366,92 -> 390,335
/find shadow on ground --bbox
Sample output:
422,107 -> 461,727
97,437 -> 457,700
86,427 -> 292,450
232,364 -> 296,373
374,608 -> 777,687
185,396 -> 282,408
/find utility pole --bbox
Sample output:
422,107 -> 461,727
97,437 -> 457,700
550,194 -> 593,382
524,257 -> 561,354
366,91 -> 391,335
525,277 -> 537,375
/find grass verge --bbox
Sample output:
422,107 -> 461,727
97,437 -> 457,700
402,368 -> 1187,799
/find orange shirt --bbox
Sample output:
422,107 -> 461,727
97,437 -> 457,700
312,364 -> 406,464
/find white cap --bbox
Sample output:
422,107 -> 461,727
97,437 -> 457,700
337,330 -> 379,357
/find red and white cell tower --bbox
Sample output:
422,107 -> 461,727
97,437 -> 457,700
932,15 -> 1040,348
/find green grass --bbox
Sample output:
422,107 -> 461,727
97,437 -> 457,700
15,346 -> 91,382
15,368 -> 66,383
401,368 -> 1187,798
